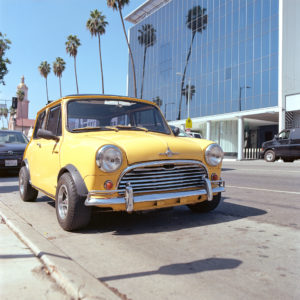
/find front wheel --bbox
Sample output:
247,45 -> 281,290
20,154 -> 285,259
19,166 -> 38,202
187,193 -> 221,213
264,150 -> 276,162
56,173 -> 91,231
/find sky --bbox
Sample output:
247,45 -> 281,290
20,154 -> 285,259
0,0 -> 145,119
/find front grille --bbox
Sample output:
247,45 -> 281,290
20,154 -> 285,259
0,150 -> 24,157
118,161 -> 208,194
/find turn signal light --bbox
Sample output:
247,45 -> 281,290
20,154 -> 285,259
104,180 -> 113,190
211,173 -> 218,181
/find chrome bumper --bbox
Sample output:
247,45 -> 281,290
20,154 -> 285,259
84,178 -> 225,212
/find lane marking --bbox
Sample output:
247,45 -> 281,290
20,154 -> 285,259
227,185 -> 300,195
224,168 -> 300,173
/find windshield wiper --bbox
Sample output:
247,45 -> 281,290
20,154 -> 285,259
115,125 -> 148,132
71,126 -> 118,132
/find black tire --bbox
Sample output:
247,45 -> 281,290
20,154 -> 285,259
264,150 -> 276,162
56,173 -> 91,231
188,193 -> 221,213
19,166 -> 38,202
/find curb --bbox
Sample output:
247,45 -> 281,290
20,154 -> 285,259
0,201 -> 120,300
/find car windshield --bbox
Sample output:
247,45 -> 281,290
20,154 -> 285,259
0,131 -> 28,144
67,99 -> 171,134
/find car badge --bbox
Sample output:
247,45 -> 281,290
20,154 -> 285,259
159,147 -> 179,157
8,151 -> 13,155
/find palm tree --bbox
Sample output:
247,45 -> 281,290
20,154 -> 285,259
107,0 -> 137,97
65,35 -> 81,94
53,57 -> 66,98
86,9 -> 108,94
177,5 -> 207,120
38,61 -> 51,103
16,89 -> 25,132
138,24 -> 156,99
181,84 -> 195,118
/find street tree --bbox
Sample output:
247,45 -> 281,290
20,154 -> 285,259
86,9 -> 108,94
53,57 -> 66,98
38,61 -> 51,103
107,0 -> 137,97
0,32 -> 11,86
138,24 -> 156,99
65,35 -> 81,94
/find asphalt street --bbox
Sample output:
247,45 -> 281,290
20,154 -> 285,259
0,160 -> 299,299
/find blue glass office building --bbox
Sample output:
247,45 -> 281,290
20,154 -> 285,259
126,0 -> 300,158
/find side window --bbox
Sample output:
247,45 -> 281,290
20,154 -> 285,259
33,111 -> 46,139
46,105 -> 62,136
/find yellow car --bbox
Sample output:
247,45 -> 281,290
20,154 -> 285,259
19,95 -> 225,231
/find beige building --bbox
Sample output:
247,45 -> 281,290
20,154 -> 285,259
8,76 -> 35,136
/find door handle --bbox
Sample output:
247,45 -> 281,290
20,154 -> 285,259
36,143 -> 41,148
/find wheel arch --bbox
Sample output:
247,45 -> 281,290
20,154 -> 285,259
21,159 -> 31,182
57,164 -> 88,197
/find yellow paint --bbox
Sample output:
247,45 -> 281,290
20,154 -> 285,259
25,95 -> 223,211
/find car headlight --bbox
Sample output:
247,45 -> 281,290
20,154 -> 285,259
205,144 -> 224,166
96,145 -> 123,172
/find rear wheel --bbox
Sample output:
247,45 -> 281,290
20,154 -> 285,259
188,193 -> 221,213
56,173 -> 91,231
264,150 -> 276,162
19,166 -> 38,202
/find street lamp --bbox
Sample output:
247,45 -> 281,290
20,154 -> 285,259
239,86 -> 251,111
176,72 -> 192,119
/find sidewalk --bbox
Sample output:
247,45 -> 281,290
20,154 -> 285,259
0,217 -> 69,300
0,202 -> 119,300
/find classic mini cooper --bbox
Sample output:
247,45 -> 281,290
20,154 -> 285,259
19,95 -> 225,231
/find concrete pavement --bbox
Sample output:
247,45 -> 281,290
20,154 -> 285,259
0,201 -> 120,300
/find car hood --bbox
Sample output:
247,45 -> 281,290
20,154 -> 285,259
80,131 -> 212,164
0,143 -> 27,152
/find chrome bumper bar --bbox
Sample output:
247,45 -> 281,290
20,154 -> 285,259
85,179 -> 225,212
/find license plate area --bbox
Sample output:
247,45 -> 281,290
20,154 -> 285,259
5,160 -> 18,167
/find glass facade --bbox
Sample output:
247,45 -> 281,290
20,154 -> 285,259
128,0 -> 279,122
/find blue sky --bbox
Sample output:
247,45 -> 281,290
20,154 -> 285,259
0,0 -> 144,119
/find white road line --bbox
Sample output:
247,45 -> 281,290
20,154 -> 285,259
224,168 -> 300,173
227,185 -> 300,195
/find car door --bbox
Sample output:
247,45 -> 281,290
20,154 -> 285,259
28,110 -> 47,187
36,105 -> 63,197
289,129 -> 300,158
275,130 -> 291,157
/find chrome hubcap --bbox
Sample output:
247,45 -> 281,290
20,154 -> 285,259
266,153 -> 273,161
58,185 -> 69,219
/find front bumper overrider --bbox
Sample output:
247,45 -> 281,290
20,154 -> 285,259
84,178 -> 225,212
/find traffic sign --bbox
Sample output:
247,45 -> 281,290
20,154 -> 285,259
186,117 -> 192,129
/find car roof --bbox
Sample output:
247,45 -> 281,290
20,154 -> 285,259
36,94 -> 159,116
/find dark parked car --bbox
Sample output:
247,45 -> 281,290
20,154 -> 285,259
0,130 -> 28,172
261,128 -> 300,162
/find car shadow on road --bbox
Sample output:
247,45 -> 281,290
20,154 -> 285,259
80,198 -> 267,235
98,257 -> 242,281
0,185 -> 19,193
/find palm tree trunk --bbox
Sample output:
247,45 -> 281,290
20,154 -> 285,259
118,7 -> 137,98
177,31 -> 196,120
74,56 -> 79,94
98,33 -> 105,94
45,77 -> 49,103
59,76 -> 62,98
140,46 -> 148,99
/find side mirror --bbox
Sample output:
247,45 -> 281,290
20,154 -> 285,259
274,134 -> 278,140
172,126 -> 180,136
37,129 -> 59,141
